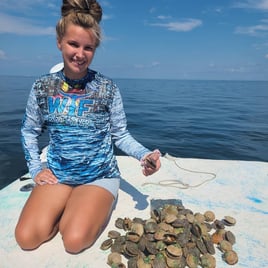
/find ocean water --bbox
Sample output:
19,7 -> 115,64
0,76 -> 267,189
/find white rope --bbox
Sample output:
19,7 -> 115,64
142,153 -> 217,189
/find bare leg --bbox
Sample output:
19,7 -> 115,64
15,184 -> 73,250
59,185 -> 114,254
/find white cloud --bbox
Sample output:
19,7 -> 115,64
256,0 -> 268,9
209,62 -> 216,68
101,34 -> 117,42
102,14 -> 113,21
150,19 -> 202,32
151,61 -> 160,67
149,7 -> 157,14
0,50 -> 7,60
99,0 -> 113,20
235,22 -> 268,36
215,8 -> 223,13
234,0 -> 268,11
265,54 -> 268,58
0,13 -> 55,36
134,64 -> 145,69
99,1 -> 112,8
253,41 -> 268,50
134,61 -> 160,69
226,66 -> 246,73
157,15 -> 172,20
0,0 -> 57,13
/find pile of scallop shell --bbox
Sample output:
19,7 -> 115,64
100,202 -> 238,268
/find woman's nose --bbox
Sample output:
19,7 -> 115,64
75,48 -> 84,58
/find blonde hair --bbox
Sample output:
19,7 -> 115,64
56,0 -> 102,47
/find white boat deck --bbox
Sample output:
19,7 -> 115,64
1,155 -> 268,267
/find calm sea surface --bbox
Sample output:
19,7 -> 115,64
0,76 -> 267,189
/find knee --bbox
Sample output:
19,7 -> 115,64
62,230 -> 97,254
15,222 -> 57,250
15,223 -> 38,250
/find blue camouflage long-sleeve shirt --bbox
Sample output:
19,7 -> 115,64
21,69 -> 150,185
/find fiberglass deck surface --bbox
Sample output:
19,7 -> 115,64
1,155 -> 268,267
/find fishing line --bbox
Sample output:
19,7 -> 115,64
142,153 -> 217,189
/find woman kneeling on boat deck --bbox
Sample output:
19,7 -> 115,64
15,0 -> 161,254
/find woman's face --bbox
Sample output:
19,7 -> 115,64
57,23 -> 96,80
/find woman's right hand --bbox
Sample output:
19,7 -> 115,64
34,168 -> 58,185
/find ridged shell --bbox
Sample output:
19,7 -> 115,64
186,254 -> 199,268
218,240 -> 233,252
107,252 -> 122,266
100,238 -> 113,250
204,211 -> 215,222
152,253 -> 166,268
108,230 -> 121,239
222,250 -> 238,265
200,253 -> 216,268
130,222 -> 144,237
223,216 -> 236,226
166,244 -> 183,258
225,230 -> 236,245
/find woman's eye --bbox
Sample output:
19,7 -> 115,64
85,46 -> 94,51
69,42 -> 78,47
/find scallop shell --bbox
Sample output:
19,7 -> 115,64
218,240 -> 233,252
204,211 -> 215,222
166,244 -> 183,258
100,238 -> 113,250
130,222 -> 144,237
223,216 -> 236,226
108,230 -> 121,239
186,253 -> 199,268
107,252 -> 122,266
222,250 -> 238,265
200,253 -> 216,268
225,230 -> 236,245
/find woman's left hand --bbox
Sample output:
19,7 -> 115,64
141,149 -> 161,176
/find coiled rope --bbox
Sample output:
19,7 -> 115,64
142,153 -> 217,189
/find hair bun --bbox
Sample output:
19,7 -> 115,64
61,0 -> 102,23
87,0 -> 102,23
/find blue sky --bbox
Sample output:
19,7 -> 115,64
0,0 -> 268,80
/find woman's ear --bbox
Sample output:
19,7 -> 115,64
57,38 -> 62,51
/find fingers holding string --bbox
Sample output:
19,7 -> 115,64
141,149 -> 161,176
